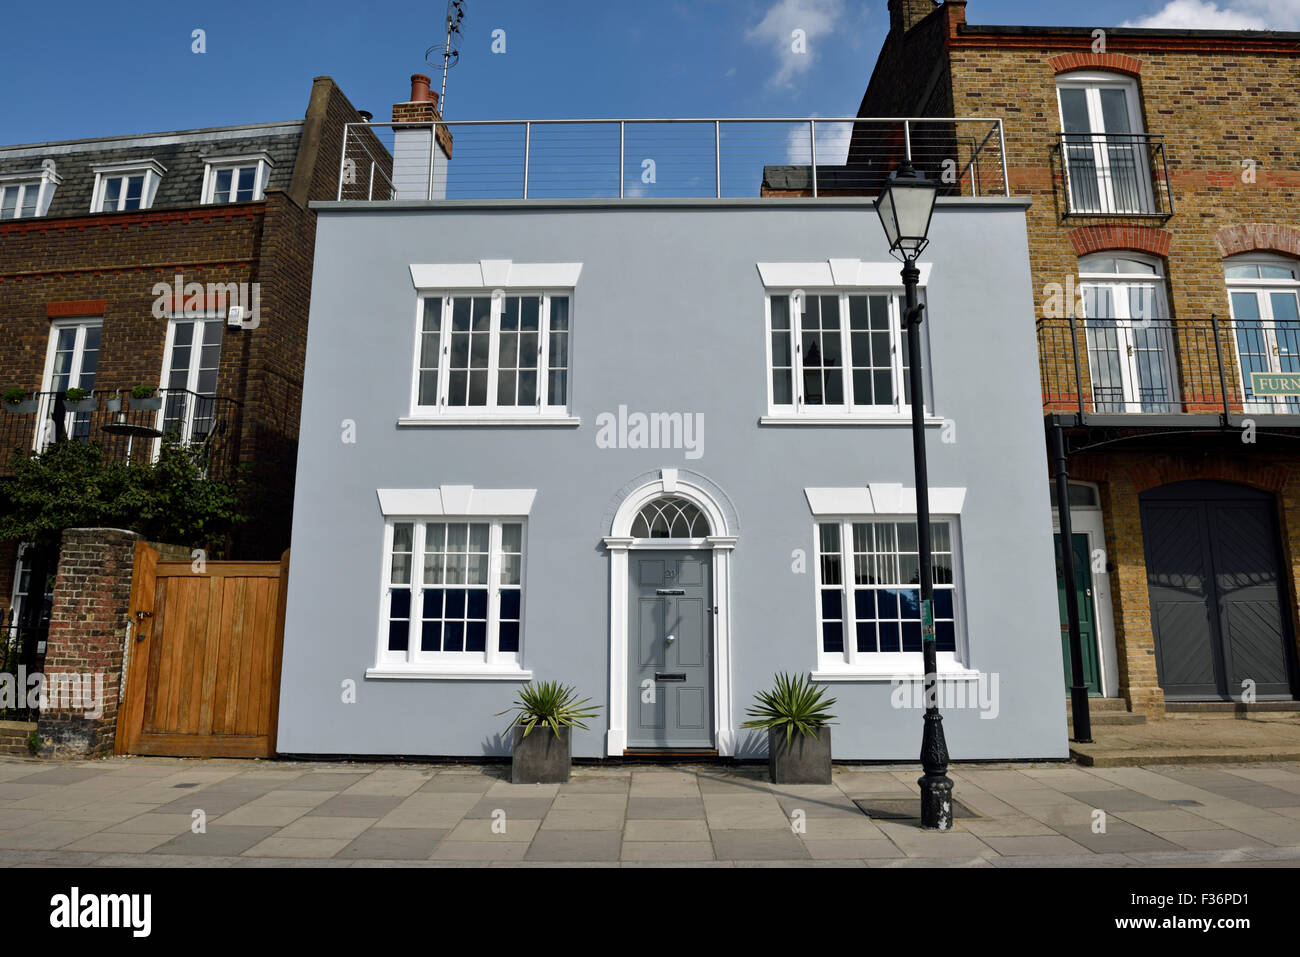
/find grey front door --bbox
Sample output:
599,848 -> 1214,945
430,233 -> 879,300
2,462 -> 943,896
628,551 -> 713,748
1141,481 -> 1297,701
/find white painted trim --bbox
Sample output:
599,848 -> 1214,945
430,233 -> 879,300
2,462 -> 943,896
812,654 -> 981,682
88,159 -> 166,212
804,484 -> 967,516
397,415 -> 581,427
760,415 -> 946,427
756,259 -> 932,289
1052,506 -> 1119,698
365,667 -> 533,681
376,486 -> 537,517
603,475 -> 736,756
409,260 -> 583,290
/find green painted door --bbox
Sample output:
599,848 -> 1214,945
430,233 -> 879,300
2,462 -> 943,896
1055,532 -> 1102,695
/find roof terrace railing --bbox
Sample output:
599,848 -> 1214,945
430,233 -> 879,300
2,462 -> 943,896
335,116 -> 1009,202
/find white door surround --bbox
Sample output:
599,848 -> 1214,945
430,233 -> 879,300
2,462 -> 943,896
1052,490 -> 1119,698
603,469 -> 737,756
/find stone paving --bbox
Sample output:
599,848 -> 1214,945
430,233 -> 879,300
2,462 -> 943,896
2,755 -> 1299,867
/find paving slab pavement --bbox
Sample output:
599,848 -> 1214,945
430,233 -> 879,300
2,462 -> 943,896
0,754 -> 1298,867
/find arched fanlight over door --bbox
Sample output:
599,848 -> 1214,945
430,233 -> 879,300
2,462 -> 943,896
630,496 -> 711,538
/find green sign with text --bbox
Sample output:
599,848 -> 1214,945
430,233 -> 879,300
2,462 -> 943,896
921,599 -> 936,643
1251,372 -> 1300,396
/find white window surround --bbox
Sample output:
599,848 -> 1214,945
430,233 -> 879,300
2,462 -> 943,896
756,259 -> 933,290
758,260 -> 939,425
199,151 -> 273,204
409,260 -> 583,291
368,489 -> 536,681
89,159 -> 165,212
401,261 -> 583,427
376,486 -> 537,518
804,485 -> 975,681
602,469 -> 738,756
804,484 -> 966,517
0,168 -> 61,218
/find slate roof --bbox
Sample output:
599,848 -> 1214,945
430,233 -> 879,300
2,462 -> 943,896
0,122 -> 303,216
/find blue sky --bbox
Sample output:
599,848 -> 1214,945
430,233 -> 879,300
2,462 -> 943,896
2,0 -> 1297,145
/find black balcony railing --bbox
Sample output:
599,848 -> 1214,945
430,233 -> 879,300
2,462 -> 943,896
1038,316 -> 1300,422
0,389 -> 243,478
1054,133 -> 1173,218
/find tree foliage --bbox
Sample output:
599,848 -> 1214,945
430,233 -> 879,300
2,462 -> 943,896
0,437 -> 247,552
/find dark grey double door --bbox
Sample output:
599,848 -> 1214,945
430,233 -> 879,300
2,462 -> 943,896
628,552 -> 713,749
1140,481 -> 1297,701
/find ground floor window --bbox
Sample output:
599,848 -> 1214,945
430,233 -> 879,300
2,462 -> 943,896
379,517 -> 525,669
814,518 -> 959,667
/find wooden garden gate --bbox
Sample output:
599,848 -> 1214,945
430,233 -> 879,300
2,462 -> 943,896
115,543 -> 289,757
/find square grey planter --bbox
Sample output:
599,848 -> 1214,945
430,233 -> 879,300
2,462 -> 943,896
511,724 -> 571,784
3,399 -> 37,414
130,395 -> 163,411
64,396 -> 97,413
768,726 -> 832,784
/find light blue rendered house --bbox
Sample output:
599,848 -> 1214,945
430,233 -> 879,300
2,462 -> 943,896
276,104 -> 1068,762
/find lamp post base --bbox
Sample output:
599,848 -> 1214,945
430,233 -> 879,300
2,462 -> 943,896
919,708 -> 953,830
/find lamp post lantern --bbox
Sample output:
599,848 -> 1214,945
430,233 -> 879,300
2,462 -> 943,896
876,159 -> 953,830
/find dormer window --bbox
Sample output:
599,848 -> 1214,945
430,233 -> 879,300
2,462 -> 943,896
0,168 -> 60,219
90,160 -> 165,212
201,153 -> 272,204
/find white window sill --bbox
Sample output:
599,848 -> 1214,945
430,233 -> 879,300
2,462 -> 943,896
397,415 -> 580,428
811,664 -> 980,682
760,414 -> 945,427
366,666 -> 533,681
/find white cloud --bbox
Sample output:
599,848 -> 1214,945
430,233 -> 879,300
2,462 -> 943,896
785,120 -> 852,166
745,0 -> 845,89
1122,0 -> 1300,29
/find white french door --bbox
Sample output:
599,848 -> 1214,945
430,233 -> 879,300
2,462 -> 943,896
159,317 -> 224,445
1080,256 -> 1177,414
1229,271 -> 1300,415
1057,77 -> 1153,214
36,319 -> 101,450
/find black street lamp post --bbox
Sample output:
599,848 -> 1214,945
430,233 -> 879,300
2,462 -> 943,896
876,159 -> 953,830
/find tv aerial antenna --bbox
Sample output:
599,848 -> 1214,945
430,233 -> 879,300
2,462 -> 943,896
426,1 -> 466,114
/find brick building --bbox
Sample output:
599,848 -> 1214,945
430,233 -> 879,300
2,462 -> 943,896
0,76 -> 381,637
857,0 -> 1300,717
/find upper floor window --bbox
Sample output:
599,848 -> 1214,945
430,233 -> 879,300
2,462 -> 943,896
201,154 -> 272,204
36,318 -> 101,450
0,171 -> 56,219
766,290 -> 929,419
1078,253 -> 1176,414
1226,254 -> 1300,415
1057,73 -> 1155,215
411,292 -> 571,418
90,160 -> 164,212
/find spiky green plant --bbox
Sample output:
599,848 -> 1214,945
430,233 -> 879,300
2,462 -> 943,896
498,681 -> 601,739
742,672 -> 837,745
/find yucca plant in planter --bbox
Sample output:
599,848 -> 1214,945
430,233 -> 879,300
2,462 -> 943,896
498,681 -> 601,783
129,385 -> 163,410
2,388 -> 37,414
743,672 -> 838,784
62,387 -> 96,413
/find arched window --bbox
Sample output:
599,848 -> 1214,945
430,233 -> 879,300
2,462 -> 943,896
630,497 -> 711,539
1056,73 -> 1153,214
1078,253 -> 1176,414
1225,253 -> 1300,414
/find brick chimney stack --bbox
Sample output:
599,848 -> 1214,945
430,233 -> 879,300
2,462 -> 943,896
390,74 -> 453,199
888,0 -> 941,35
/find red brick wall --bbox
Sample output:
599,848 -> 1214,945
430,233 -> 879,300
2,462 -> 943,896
35,527 -> 137,756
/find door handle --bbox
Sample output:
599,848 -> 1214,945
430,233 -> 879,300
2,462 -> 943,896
665,634 -> 676,644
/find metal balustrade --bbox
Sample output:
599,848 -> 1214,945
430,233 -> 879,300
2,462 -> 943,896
335,116 -> 1009,201
1037,316 -> 1300,421
1054,133 -> 1174,217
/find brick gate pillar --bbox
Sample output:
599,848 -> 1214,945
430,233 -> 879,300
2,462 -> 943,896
35,527 -> 139,757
